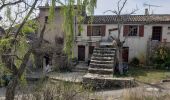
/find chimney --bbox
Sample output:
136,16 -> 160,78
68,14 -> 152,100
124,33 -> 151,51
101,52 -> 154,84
145,8 -> 149,15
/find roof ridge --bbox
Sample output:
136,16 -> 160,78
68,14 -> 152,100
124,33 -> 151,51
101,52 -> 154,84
84,14 -> 170,24
87,14 -> 170,17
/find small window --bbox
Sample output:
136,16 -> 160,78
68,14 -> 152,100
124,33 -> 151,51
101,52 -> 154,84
87,25 -> 105,36
45,16 -> 48,23
92,26 -> 101,36
128,25 -> 138,36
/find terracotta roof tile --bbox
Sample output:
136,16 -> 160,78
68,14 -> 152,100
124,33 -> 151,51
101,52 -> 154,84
84,15 -> 170,24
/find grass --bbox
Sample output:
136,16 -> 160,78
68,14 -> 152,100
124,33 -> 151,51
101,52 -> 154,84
122,87 -> 170,100
114,67 -> 170,83
17,79 -> 94,100
127,67 -> 170,83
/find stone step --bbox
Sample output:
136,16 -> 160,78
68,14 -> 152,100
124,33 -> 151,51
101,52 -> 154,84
72,64 -> 89,72
92,53 -> 115,57
91,56 -> 114,61
72,68 -> 88,72
82,73 -> 136,89
88,68 -> 113,75
72,67 -> 88,72
90,64 -> 113,69
95,48 -> 116,51
91,60 -> 114,64
93,51 -> 115,54
93,50 -> 116,54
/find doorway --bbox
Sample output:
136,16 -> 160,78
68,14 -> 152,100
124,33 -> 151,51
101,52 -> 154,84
78,45 -> 85,61
122,47 -> 129,63
89,46 -> 94,58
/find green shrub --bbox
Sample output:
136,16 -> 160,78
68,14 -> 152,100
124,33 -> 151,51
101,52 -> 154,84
130,57 -> 140,67
151,46 -> 170,69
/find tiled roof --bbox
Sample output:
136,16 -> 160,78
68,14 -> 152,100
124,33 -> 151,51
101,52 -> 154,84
83,15 -> 170,24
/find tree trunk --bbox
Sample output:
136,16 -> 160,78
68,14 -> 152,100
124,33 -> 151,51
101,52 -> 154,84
5,78 -> 18,100
5,49 -> 32,100
117,46 -> 123,74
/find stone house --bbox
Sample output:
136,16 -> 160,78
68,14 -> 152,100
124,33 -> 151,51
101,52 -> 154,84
74,12 -> 170,64
36,5 -> 83,70
37,6 -> 170,66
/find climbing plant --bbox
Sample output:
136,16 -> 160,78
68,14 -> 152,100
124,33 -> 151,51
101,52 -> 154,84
48,0 -> 97,58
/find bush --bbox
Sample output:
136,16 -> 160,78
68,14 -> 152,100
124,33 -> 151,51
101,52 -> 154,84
151,46 -> 170,69
130,57 -> 140,67
18,80 -> 92,100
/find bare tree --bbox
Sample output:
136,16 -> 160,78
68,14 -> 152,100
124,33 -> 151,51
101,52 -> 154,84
0,0 -> 23,10
104,0 -> 138,74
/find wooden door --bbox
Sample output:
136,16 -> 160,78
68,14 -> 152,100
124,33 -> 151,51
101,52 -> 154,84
152,26 -> 162,41
89,46 -> 94,55
122,47 -> 129,62
78,45 -> 85,61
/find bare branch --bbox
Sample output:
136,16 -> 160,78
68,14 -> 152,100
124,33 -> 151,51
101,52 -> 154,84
14,0 -> 38,40
0,0 -> 23,10
103,10 -> 118,15
129,8 -> 138,15
117,0 -> 121,12
119,0 -> 127,13
56,0 -> 64,6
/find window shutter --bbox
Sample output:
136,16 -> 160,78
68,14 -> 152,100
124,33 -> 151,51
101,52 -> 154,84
139,25 -> 144,37
123,25 -> 129,37
87,25 -> 92,36
101,25 -> 106,36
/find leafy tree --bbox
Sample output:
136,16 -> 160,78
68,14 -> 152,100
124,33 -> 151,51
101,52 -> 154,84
0,0 -> 97,100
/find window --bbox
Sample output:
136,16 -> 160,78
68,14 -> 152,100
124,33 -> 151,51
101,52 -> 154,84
123,25 -> 144,37
128,25 -> 138,36
92,26 -> 101,36
87,25 -> 106,36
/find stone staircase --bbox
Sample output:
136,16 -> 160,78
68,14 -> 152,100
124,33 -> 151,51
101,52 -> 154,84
88,47 -> 116,75
83,47 -> 135,89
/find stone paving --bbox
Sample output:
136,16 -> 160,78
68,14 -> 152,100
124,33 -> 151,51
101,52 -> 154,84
47,72 -> 86,83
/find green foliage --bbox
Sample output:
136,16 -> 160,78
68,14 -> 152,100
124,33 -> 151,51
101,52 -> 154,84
14,37 -> 29,68
84,0 -> 97,16
59,0 -> 97,59
0,37 -> 12,52
21,20 -> 38,35
151,46 -> 170,69
45,0 -> 97,59
62,1 -> 75,59
21,26 -> 35,35
49,0 -> 56,23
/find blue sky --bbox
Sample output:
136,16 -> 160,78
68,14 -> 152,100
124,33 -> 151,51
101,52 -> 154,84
94,0 -> 170,15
